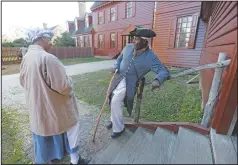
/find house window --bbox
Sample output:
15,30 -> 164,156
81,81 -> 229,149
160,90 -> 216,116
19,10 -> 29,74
126,2 -> 133,18
98,12 -> 104,24
175,16 -> 193,48
110,33 -> 115,48
110,7 -> 116,21
99,34 -> 104,48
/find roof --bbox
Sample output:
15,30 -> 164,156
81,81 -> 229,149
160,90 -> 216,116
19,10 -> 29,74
49,25 -> 58,31
90,2 -> 109,10
87,12 -> 92,16
75,17 -> 85,21
72,20 -> 93,36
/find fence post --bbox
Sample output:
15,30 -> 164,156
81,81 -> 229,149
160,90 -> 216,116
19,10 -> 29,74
134,77 -> 145,123
201,52 -> 227,128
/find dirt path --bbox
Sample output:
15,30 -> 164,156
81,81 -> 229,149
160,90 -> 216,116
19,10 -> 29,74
1,60 -> 116,164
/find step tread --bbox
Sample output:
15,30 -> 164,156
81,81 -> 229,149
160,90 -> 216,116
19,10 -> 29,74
231,135 -> 237,153
136,127 -> 177,164
111,127 -> 153,164
89,129 -> 134,164
211,129 -> 237,164
171,127 -> 213,164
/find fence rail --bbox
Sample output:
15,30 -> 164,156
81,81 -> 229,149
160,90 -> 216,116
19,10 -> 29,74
2,47 -> 94,65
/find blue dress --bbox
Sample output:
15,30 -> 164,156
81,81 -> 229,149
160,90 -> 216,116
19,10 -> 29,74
32,132 -> 79,164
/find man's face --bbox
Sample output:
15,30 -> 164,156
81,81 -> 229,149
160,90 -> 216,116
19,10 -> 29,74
134,36 -> 148,50
134,36 -> 142,45
41,37 -> 52,52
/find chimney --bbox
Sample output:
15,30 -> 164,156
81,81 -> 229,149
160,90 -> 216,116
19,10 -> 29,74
43,23 -> 48,30
78,2 -> 86,18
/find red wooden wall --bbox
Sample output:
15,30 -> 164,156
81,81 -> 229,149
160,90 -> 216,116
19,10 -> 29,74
92,2 -> 154,56
152,2 -> 207,68
200,1 -> 237,134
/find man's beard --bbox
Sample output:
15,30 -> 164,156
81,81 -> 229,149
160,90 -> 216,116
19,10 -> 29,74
134,39 -> 148,50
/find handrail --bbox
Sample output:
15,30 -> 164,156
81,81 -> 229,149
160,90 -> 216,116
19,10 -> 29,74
133,52 -> 231,127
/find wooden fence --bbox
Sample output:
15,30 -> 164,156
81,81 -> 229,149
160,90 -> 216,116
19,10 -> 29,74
2,47 -> 21,65
2,47 -> 94,65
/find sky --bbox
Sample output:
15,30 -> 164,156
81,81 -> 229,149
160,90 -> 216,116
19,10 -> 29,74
2,2 -> 94,40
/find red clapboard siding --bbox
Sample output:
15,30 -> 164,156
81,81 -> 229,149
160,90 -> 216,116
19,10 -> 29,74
92,2 -> 154,56
153,2 -> 206,68
200,1 -> 237,134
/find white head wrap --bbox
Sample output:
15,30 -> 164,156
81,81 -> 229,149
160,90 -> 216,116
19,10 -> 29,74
25,28 -> 54,44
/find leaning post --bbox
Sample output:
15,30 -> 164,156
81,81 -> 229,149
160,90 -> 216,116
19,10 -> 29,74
201,52 -> 228,128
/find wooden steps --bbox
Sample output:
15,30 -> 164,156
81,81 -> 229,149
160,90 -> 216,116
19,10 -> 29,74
89,128 -> 134,164
137,127 -> 177,164
89,126 -> 236,164
111,127 -> 153,164
171,127 -> 213,164
211,129 -> 237,164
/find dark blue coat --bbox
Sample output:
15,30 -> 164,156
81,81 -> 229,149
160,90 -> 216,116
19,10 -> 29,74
109,44 -> 170,116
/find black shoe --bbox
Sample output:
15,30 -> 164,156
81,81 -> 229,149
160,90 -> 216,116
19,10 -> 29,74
111,128 -> 125,138
78,158 -> 90,164
106,121 -> 113,130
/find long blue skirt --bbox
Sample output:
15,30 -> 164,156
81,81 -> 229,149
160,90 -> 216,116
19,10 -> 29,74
32,132 -> 79,164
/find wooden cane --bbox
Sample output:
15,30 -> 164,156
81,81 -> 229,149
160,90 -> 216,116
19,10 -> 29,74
92,69 -> 118,142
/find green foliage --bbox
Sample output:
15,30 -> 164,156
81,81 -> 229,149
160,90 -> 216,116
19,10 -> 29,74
53,32 -> 76,47
2,38 -> 28,47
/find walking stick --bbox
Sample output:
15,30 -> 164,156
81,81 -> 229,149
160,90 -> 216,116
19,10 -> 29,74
92,69 -> 118,142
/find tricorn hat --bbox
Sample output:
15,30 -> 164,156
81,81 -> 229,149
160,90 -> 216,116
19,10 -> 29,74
130,28 -> 156,38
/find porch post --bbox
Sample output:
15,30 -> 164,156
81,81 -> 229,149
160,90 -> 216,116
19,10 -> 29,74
201,52 -> 228,128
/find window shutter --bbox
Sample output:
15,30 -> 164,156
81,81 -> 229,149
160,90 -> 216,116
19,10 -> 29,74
115,32 -> 118,48
103,34 -> 105,48
168,17 -> 177,48
103,10 -> 105,24
95,34 -> 98,49
96,12 -> 98,25
122,2 -> 126,19
108,9 -> 111,22
188,12 -> 199,49
115,6 -> 118,21
132,2 -> 136,17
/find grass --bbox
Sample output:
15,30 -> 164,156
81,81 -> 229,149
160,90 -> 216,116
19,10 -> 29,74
61,57 -> 109,66
1,107 -> 32,164
72,68 -> 202,123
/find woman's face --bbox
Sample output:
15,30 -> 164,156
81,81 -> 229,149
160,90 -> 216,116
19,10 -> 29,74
41,37 -> 52,52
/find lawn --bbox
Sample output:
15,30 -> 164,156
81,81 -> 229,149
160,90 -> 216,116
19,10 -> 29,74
1,107 -> 32,164
2,57 -> 110,75
72,68 -> 203,123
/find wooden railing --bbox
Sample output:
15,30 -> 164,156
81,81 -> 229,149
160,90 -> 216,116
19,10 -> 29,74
133,53 -> 231,129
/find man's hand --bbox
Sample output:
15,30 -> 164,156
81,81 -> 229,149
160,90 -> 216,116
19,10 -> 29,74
151,79 -> 161,91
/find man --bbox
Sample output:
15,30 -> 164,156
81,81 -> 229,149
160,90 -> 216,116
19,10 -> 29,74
20,29 -> 89,164
107,28 -> 170,138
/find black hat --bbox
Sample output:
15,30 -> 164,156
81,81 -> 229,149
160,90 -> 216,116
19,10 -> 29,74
130,28 -> 156,38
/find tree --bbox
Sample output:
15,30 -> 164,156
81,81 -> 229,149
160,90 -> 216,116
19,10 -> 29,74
53,32 -> 75,47
2,38 -> 27,47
